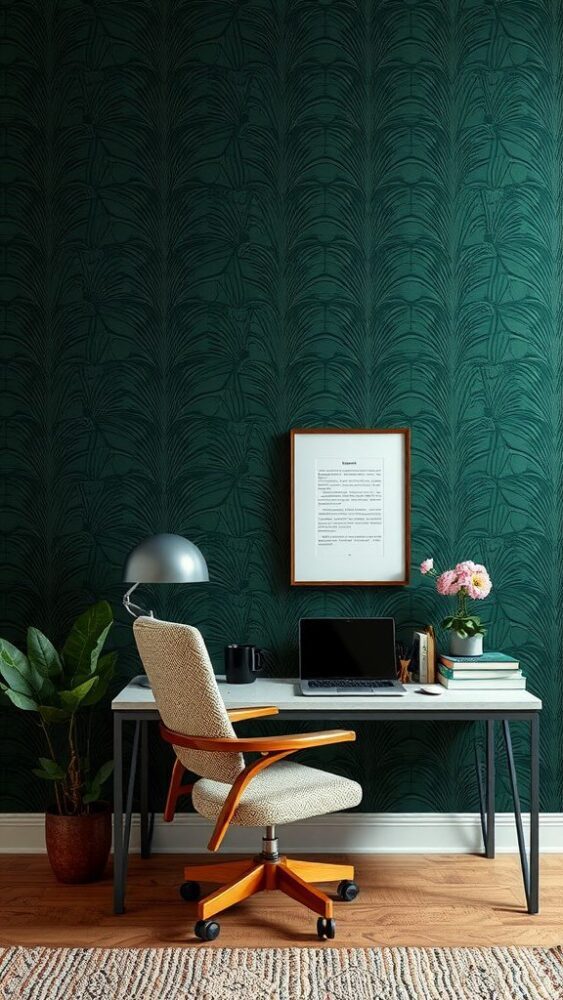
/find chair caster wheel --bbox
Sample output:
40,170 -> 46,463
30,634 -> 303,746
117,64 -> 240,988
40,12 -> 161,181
194,918 -> 220,941
180,881 -> 201,902
337,879 -> 359,902
317,917 -> 336,940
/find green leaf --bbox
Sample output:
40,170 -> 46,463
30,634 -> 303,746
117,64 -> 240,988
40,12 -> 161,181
89,623 -> 111,674
6,689 -> 38,711
0,661 -> 33,697
61,602 -> 113,678
59,676 -> 99,711
97,651 -> 117,679
84,760 -> 114,804
0,639 -> 30,677
92,760 -> 113,787
464,617 -> 481,630
72,678 -> 107,707
33,766 -> 65,781
83,788 -> 100,804
0,641 -> 35,696
38,705 -> 71,723
70,649 -> 117,708
82,674 -> 115,710
27,628 -> 62,678
36,676 -> 56,700
0,641 -> 47,702
37,757 -> 65,780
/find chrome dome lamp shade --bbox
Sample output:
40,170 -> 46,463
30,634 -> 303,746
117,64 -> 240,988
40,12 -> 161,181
123,533 -> 209,618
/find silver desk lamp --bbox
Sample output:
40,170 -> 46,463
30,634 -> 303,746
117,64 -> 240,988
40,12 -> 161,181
123,532 -> 209,687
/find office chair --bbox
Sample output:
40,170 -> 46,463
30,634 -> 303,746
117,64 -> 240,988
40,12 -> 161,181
133,616 -> 363,941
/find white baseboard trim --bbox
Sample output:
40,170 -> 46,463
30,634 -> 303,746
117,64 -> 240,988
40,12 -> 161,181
0,812 -> 560,855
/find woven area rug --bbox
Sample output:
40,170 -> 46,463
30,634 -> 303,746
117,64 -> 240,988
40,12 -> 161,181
1,946 -> 562,999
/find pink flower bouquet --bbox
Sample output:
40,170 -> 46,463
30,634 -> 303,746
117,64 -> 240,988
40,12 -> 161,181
419,558 -> 492,638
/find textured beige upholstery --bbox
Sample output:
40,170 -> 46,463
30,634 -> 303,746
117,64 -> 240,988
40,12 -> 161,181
192,760 -> 362,827
133,616 -> 363,832
133,617 -> 244,783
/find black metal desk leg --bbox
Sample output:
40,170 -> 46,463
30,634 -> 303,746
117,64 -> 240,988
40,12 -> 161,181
113,712 -> 124,915
502,720 -> 530,911
502,717 -> 540,915
474,720 -> 495,857
113,717 -> 141,915
122,721 -> 140,894
140,720 -> 154,859
486,720 -> 495,857
475,739 -> 487,849
530,713 -> 540,914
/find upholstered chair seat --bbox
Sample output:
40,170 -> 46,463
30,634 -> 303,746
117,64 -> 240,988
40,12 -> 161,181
192,760 -> 362,828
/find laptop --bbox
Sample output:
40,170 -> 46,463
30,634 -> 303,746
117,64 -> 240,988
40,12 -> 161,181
299,617 -> 406,696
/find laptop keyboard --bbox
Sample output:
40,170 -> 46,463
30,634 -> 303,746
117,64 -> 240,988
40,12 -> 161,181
308,679 -> 394,689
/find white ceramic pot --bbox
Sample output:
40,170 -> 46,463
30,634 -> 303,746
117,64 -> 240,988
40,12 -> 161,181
449,633 -> 483,657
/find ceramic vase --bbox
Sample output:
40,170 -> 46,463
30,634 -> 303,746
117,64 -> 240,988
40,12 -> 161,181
449,633 -> 483,657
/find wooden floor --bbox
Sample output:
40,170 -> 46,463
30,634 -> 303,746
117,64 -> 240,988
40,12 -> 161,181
1,853 -> 562,948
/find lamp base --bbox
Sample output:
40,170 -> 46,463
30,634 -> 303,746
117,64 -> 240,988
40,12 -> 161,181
132,673 -> 152,689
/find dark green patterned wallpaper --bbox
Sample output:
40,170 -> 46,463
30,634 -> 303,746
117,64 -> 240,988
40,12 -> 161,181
2,1 -> 562,814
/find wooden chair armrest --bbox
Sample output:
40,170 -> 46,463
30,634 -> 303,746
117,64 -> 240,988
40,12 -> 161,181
207,750 -> 293,852
226,705 -> 280,723
159,723 -> 357,852
160,723 -> 356,753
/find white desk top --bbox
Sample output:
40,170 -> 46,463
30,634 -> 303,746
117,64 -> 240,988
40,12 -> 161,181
112,676 -> 542,714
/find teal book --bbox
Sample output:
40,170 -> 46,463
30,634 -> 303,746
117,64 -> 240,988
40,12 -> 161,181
440,652 -> 519,670
439,665 -> 523,680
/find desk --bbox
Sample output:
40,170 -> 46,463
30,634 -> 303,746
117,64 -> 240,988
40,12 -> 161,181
112,678 -> 542,916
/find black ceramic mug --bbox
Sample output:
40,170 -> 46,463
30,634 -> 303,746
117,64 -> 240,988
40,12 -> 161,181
224,644 -> 265,684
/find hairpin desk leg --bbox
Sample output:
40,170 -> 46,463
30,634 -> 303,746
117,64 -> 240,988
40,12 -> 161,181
113,715 -> 140,914
140,721 -> 154,858
502,719 -> 529,909
122,721 -> 140,894
475,740 -> 487,849
113,712 -> 124,915
474,720 -> 495,857
529,713 -> 540,914
486,720 -> 495,858
503,714 -> 540,913
502,716 -> 539,914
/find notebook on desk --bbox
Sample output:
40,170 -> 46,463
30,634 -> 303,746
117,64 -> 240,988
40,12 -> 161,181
299,617 -> 405,696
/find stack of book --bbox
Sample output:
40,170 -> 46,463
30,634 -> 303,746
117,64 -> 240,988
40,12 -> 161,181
438,652 -> 525,690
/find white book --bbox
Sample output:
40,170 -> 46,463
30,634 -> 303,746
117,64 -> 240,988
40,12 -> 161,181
414,631 -> 429,684
438,674 -> 527,690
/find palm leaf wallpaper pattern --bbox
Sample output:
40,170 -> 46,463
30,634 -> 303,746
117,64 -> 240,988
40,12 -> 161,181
2,0 -> 562,813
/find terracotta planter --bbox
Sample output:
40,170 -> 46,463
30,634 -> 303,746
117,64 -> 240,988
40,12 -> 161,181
45,802 -> 111,884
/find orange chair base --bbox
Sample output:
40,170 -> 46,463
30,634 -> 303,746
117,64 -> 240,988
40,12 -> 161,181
183,857 -> 355,921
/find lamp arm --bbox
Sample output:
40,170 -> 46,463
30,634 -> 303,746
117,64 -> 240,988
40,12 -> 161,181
123,583 -> 154,619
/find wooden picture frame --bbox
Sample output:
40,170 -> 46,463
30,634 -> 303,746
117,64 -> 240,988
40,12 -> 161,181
290,428 -> 410,586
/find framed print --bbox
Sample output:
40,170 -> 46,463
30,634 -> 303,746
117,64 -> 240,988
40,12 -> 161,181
290,428 -> 410,586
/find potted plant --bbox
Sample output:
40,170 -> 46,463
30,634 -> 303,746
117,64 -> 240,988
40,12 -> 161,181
419,558 -> 493,656
0,601 -> 116,883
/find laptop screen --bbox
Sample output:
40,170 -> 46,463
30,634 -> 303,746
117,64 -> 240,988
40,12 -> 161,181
299,618 -> 397,680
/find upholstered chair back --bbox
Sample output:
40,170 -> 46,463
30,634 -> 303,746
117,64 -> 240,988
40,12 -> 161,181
133,617 -> 244,783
